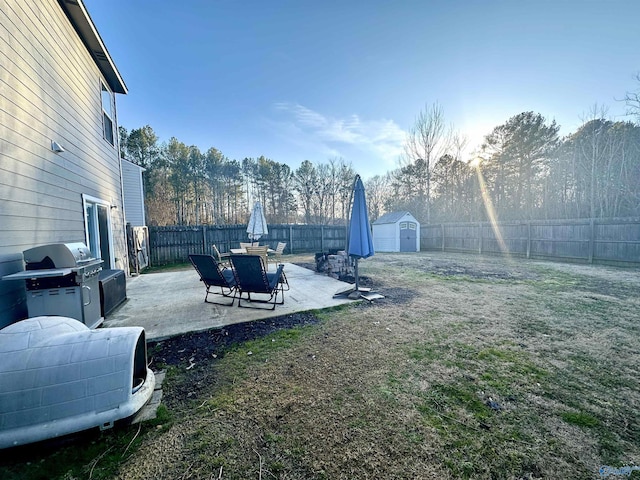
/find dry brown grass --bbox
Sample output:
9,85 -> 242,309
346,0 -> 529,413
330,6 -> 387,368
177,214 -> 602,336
3,252 -> 640,479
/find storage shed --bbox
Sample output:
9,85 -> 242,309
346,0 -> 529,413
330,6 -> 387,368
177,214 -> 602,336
372,211 -> 420,252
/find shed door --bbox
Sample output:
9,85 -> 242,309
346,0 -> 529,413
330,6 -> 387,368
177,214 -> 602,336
400,222 -> 417,252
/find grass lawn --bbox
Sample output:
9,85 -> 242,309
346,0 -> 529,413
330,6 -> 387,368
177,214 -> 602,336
1,252 -> 639,479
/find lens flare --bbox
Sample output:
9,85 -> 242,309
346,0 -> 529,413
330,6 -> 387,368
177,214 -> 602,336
474,164 -> 509,254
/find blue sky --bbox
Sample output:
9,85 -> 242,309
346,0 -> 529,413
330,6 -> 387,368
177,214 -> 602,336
85,0 -> 640,178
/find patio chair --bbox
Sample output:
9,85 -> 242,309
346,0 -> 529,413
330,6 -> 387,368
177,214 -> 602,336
188,254 -> 237,306
269,242 -> 286,267
212,244 -> 230,267
229,254 -> 285,310
245,245 -> 269,268
239,242 -> 258,250
268,242 -> 289,290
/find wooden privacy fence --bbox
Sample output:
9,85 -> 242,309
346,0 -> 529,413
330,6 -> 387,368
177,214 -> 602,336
421,218 -> 640,265
149,224 -> 348,265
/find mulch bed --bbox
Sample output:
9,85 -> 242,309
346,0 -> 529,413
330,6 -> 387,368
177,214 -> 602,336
148,312 -> 320,369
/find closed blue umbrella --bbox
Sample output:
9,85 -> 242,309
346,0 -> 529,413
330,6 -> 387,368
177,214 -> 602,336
348,175 -> 374,290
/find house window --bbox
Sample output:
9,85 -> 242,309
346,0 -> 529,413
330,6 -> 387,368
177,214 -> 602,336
101,82 -> 115,146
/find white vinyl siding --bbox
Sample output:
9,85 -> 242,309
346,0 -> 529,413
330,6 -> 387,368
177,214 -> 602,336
0,0 -> 126,268
373,223 -> 397,252
121,159 -> 146,227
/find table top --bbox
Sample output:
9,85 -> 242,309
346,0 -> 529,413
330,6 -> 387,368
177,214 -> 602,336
230,248 -> 275,254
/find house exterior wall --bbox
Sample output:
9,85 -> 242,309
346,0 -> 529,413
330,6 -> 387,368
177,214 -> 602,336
0,0 -> 128,325
0,0 -> 126,259
121,159 -> 146,227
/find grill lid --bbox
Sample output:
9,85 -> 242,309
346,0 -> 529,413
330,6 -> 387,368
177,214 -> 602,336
24,243 -> 96,269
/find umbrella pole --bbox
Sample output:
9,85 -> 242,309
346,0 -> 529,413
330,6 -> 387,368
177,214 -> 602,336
354,257 -> 359,291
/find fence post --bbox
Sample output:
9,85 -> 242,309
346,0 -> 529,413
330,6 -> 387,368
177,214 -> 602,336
478,222 -> 483,254
321,225 -> 324,252
441,224 -> 445,252
202,225 -> 207,254
588,218 -> 595,264
289,225 -> 294,254
526,222 -> 531,259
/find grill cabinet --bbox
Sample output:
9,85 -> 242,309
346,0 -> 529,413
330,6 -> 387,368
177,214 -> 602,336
99,269 -> 127,317
2,243 -> 103,329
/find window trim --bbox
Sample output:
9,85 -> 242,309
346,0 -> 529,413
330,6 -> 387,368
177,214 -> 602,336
82,194 -> 115,268
101,81 -> 115,146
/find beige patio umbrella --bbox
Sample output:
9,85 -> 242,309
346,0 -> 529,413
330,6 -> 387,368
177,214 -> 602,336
247,201 -> 268,241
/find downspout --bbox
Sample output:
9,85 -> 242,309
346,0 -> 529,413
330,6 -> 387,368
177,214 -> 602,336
114,99 -> 130,275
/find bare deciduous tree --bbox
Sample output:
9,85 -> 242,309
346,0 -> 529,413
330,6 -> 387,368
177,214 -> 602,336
403,102 -> 453,223
623,73 -> 640,120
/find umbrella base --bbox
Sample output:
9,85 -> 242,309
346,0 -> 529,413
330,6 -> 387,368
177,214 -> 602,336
334,285 -> 383,302
333,285 -> 371,298
359,292 -> 385,302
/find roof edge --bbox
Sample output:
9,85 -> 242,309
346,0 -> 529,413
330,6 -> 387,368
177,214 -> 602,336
58,0 -> 127,94
373,211 -> 417,225
121,158 -> 147,172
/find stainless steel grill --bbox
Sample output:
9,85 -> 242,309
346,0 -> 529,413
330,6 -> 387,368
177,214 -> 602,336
2,243 -> 103,328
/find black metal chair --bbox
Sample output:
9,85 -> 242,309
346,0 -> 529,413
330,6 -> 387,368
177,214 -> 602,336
188,254 -> 237,306
229,254 -> 285,310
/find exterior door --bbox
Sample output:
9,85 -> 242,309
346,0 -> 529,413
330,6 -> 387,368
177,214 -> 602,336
83,194 -> 114,268
399,222 -> 417,252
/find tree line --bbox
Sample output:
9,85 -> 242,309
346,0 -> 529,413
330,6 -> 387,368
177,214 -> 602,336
388,105 -> 640,224
119,81 -> 640,226
119,127 -> 358,226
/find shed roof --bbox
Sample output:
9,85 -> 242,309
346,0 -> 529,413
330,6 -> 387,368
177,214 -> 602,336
373,211 -> 416,225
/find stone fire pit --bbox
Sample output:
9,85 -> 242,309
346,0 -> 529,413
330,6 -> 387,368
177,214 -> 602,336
315,250 -> 353,280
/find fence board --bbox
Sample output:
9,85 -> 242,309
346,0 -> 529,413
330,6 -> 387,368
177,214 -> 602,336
149,219 -> 640,266
421,218 -> 640,265
149,224 -> 348,265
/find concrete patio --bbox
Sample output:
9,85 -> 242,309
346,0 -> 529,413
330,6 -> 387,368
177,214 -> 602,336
102,263 -> 354,341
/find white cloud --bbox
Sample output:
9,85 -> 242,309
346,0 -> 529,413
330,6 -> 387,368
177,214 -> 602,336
274,103 -> 328,129
268,102 -> 406,175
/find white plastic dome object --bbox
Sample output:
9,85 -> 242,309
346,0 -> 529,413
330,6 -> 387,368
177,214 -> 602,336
0,316 -> 155,449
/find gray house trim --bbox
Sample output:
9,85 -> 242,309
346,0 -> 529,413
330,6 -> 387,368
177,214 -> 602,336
57,0 -> 127,94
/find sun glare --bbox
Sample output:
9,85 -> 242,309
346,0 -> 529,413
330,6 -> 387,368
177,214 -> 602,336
475,165 -> 509,255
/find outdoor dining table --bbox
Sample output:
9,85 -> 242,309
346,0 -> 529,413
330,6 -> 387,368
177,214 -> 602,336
230,248 -> 275,254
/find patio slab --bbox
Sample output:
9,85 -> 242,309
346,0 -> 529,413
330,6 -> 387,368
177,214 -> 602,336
102,263 -> 354,341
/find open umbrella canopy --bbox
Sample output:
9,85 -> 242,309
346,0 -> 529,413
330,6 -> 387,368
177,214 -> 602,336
348,175 -> 374,259
247,201 -> 268,240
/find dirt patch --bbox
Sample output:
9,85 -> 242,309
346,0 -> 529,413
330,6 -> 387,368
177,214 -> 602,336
427,260 -> 535,280
374,253 -> 539,281
294,261 -> 417,305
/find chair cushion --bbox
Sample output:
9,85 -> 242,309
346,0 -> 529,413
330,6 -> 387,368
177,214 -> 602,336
222,268 -> 236,286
